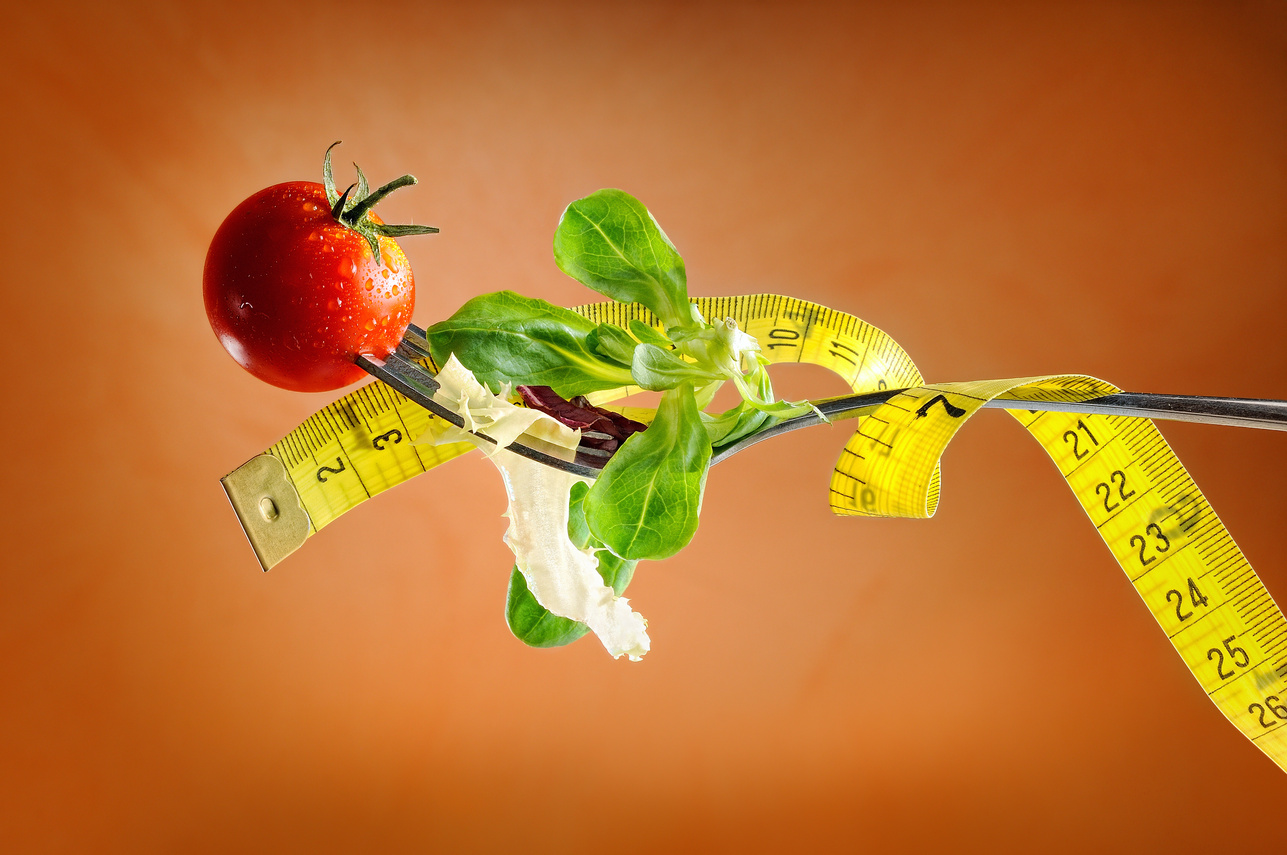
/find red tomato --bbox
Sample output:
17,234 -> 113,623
204,151 -> 434,392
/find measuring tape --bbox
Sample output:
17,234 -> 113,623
220,294 -> 1287,772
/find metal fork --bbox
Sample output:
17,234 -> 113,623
354,325 -> 617,476
355,325 -> 1287,479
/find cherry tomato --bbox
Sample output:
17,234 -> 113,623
204,147 -> 436,392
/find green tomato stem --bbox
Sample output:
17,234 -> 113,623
316,142 -> 440,266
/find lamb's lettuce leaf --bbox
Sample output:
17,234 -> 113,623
631,343 -> 720,391
702,399 -> 776,448
553,189 -> 700,333
586,383 -> 710,561
628,319 -> 672,349
586,323 -> 639,368
425,291 -> 632,398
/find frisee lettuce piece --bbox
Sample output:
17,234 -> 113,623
425,291 -> 633,398
505,482 -> 638,648
427,357 -> 545,445
430,355 -> 650,660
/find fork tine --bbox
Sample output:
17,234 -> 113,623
400,323 -> 435,362
381,350 -> 444,397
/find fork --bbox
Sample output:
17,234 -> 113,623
354,325 -> 1287,480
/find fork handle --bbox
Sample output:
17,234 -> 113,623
711,389 -> 1287,466
808,389 -> 1287,432
992,392 -> 1287,431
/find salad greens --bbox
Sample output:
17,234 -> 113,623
505,482 -> 637,648
422,290 -> 633,397
427,355 -> 650,659
426,188 -> 815,657
552,188 -> 699,331
584,382 -> 711,562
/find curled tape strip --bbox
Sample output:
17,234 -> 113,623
221,294 -> 1287,771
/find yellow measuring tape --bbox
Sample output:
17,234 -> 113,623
221,294 -> 1287,772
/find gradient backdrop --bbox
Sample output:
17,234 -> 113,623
3,1 -> 1286,851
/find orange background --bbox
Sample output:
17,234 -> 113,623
3,1 -> 1286,851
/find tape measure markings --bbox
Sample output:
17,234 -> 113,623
820,370 -> 1287,767
262,373 -> 476,533
1072,415 -> 1285,715
360,381 -> 431,475
370,385 -> 429,471
219,294 -> 1287,771
298,408 -> 371,531
321,406 -> 374,501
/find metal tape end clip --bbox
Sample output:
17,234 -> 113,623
220,454 -> 311,571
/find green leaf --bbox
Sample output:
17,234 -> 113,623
553,189 -> 698,332
425,291 -> 633,397
631,343 -> 720,392
732,365 -> 821,419
586,323 -> 638,368
566,480 -> 593,548
701,399 -> 776,447
628,319 -> 672,349
505,482 -> 637,648
354,163 -> 371,203
569,482 -> 636,593
323,141 -> 341,206
505,567 -> 592,648
692,380 -> 724,410
586,383 -> 711,561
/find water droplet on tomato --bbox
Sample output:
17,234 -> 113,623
364,319 -> 376,331
327,298 -> 340,312
364,278 -> 374,291
381,268 -> 391,279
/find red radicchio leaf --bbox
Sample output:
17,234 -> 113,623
517,385 -> 648,454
